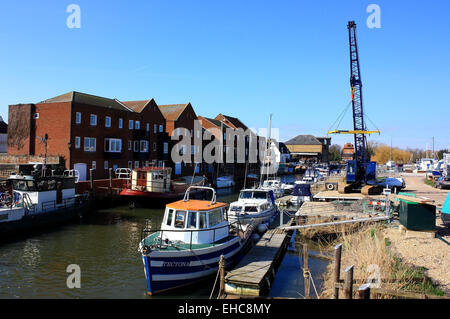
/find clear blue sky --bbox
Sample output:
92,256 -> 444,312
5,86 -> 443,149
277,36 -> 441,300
0,0 -> 449,150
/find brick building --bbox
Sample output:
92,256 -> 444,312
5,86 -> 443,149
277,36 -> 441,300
158,103 -> 199,176
8,91 -> 169,180
285,135 -> 331,163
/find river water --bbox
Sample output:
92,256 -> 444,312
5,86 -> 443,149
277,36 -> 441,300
0,176 -> 329,299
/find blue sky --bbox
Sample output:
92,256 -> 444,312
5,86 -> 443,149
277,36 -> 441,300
0,0 -> 449,150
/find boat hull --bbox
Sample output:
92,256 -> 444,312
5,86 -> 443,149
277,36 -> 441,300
120,188 -> 207,207
0,202 -> 88,240
141,237 -> 248,295
228,209 -> 277,227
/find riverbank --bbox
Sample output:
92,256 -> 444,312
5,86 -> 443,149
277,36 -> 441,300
318,173 -> 449,298
320,224 -> 446,298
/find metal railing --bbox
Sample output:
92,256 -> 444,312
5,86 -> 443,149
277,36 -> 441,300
140,219 -> 248,251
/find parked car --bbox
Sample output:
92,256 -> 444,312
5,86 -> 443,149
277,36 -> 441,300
434,176 -> 450,189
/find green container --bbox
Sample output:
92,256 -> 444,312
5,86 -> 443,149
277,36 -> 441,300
398,200 -> 436,231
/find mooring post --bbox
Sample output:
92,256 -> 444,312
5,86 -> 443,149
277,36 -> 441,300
280,210 -> 284,226
358,283 -> 371,299
332,243 -> 342,299
90,169 -> 94,193
219,255 -> 225,298
303,243 -> 310,299
344,265 -> 354,299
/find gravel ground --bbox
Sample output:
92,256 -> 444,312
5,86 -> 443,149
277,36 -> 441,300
384,173 -> 450,294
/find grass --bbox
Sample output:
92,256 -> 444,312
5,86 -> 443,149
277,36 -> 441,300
425,179 -> 435,187
320,225 -> 445,298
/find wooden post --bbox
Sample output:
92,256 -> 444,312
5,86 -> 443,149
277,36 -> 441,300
90,169 -> 94,193
280,210 -> 284,226
332,243 -> 342,299
344,265 -> 354,299
303,243 -> 310,299
218,255 -> 225,298
358,283 -> 371,299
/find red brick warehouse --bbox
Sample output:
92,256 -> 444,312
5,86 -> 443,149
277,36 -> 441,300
7,91 -> 169,180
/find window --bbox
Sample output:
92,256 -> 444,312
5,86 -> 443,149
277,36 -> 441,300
154,124 -> 157,133
90,114 -> 97,126
134,141 -> 139,152
128,161 -> 133,169
135,121 -> 140,130
166,209 -> 174,226
187,212 -> 197,229
163,142 -> 168,154
104,138 -> 122,153
119,118 -> 123,128
158,160 -> 163,167
105,116 -> 111,128
145,161 -> 149,167
197,130 -> 200,138
104,161 -> 108,170
128,140 -> 132,151
84,137 -> 96,152
159,125 -> 163,132
199,212 -> 207,229
191,145 -> 195,155
75,136 -> 80,149
174,211 -> 186,228
92,161 -> 96,170
208,209 -> 222,227
129,120 -> 134,129
134,161 -> 139,168
153,142 -> 157,151
76,112 -> 81,124
140,140 -> 149,152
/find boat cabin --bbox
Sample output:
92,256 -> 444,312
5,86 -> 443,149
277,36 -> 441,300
131,167 -> 172,193
160,188 -> 229,245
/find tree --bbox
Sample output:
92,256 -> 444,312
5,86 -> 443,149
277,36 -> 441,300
329,144 -> 342,162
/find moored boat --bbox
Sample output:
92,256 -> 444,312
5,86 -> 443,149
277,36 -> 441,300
215,175 -> 235,189
227,188 -> 277,226
0,174 -> 88,238
139,186 -> 253,295
120,167 -> 206,205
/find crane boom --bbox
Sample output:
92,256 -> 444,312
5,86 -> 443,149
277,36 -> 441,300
348,21 -> 368,165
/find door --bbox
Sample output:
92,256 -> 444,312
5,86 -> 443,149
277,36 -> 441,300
74,163 -> 87,181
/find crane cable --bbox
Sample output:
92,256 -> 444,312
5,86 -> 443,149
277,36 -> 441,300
327,100 -> 352,134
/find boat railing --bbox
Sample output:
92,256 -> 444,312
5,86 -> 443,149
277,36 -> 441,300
183,186 -> 216,204
26,195 -> 86,215
141,219 -> 249,251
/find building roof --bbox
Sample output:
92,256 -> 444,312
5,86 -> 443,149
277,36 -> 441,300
158,103 -> 190,121
285,135 -> 322,145
198,116 -> 233,139
0,116 -> 7,134
38,91 -> 131,112
215,114 -> 248,130
121,100 -> 153,113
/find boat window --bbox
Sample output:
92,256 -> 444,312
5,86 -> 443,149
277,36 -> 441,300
253,192 -> 267,199
174,211 -> 186,228
230,206 -> 242,212
12,180 -> 29,191
208,209 -> 222,227
199,212 -> 207,229
239,191 -> 252,199
166,209 -> 174,226
187,211 -> 197,229
244,206 -> 258,212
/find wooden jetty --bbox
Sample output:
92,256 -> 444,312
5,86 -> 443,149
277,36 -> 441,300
314,190 -> 385,201
223,211 -> 293,297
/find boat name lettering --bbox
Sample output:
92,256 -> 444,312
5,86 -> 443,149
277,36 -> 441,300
163,261 -> 190,267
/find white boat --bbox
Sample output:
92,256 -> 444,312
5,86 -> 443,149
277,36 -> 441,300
0,174 -> 88,237
227,188 -> 277,226
139,186 -> 253,295
260,179 -> 284,198
215,175 -> 235,189
290,183 -> 312,206
414,158 -> 437,173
